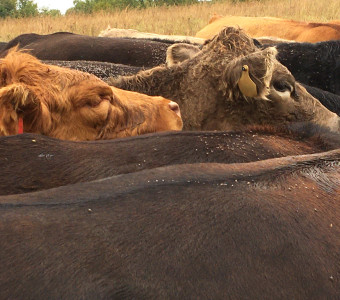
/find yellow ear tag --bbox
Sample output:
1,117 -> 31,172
237,65 -> 258,97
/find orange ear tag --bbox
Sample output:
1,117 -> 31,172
18,118 -> 24,134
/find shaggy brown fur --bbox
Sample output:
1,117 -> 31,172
110,27 -> 339,132
196,15 -> 340,42
0,48 -> 182,141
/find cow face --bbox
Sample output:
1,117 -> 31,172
165,27 -> 339,131
0,49 -> 182,140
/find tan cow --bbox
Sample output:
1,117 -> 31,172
0,49 -> 182,141
196,15 -> 340,42
99,25 -> 205,44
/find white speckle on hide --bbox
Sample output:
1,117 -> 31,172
38,153 -> 54,159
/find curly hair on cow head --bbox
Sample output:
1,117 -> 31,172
203,26 -> 257,57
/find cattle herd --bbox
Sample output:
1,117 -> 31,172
0,15 -> 339,299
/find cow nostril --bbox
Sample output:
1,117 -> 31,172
168,101 -> 181,117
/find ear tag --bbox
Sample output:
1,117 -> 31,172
18,118 -> 24,134
237,65 -> 258,97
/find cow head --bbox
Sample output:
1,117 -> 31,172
0,49 -> 182,140
165,27 -> 339,131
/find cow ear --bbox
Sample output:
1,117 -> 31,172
69,80 -> 115,109
0,83 -> 32,135
225,47 -> 277,99
166,43 -> 201,67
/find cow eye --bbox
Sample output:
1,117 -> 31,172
273,81 -> 292,93
84,95 -> 111,108
84,99 -> 101,107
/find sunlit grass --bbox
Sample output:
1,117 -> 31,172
0,0 -> 339,41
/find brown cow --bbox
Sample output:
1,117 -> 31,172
110,27 -> 340,132
196,15 -> 340,42
0,49 -> 182,141
0,149 -> 339,299
1,123 -> 339,195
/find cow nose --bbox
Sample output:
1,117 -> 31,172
168,101 -> 181,118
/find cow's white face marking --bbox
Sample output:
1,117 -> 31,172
270,89 -> 292,101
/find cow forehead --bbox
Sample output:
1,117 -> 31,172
203,27 -> 257,53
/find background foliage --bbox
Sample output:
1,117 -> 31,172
0,0 -> 339,41
71,0 -> 199,13
1,0 -> 206,17
0,0 -> 60,17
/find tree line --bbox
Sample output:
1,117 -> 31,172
0,0 -> 61,17
70,0 -> 201,13
0,0 -> 209,18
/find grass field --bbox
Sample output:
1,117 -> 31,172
0,0 -> 339,41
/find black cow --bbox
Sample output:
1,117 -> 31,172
0,148 -> 339,299
44,60 -> 143,80
0,42 -> 7,52
1,32 -> 172,68
3,32 -> 48,49
1,123 -> 340,195
272,40 -> 340,95
303,84 -> 340,115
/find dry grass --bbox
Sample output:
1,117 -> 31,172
0,0 -> 339,41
